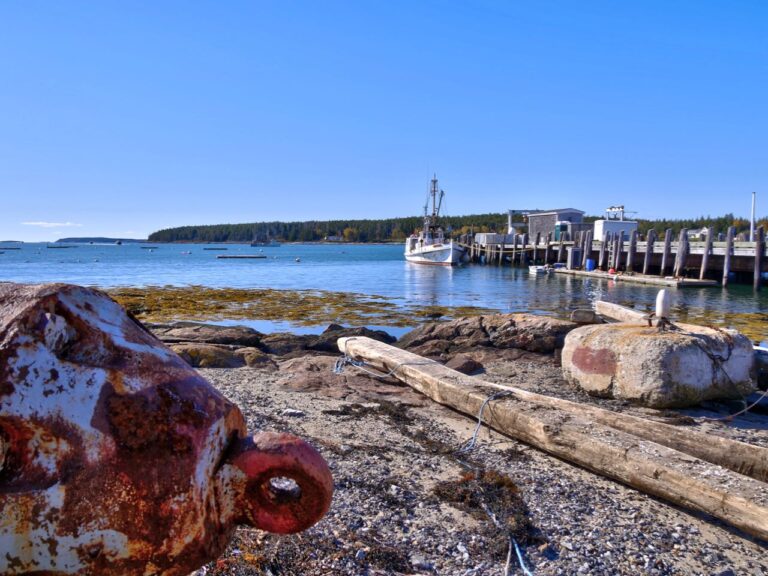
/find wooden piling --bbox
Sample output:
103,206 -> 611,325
660,229 -> 672,276
543,232 -> 551,264
723,226 -> 735,287
581,230 -> 592,268
598,231 -> 608,270
699,227 -> 713,280
533,232 -> 540,264
626,229 -> 637,272
643,229 -> 656,275
755,226 -> 764,291
557,237 -> 565,263
674,229 -> 689,277
613,232 -> 623,270
521,233 -> 529,266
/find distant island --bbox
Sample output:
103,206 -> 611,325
148,214 -> 509,243
55,237 -> 148,244
147,213 -> 765,244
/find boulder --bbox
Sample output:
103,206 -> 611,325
445,354 -> 484,374
398,313 -> 576,356
235,347 -> 279,371
561,323 -> 756,408
260,333 -> 314,356
149,321 -> 263,347
276,355 -> 427,405
170,343 -> 247,368
309,324 -> 397,353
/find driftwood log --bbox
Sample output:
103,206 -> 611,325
338,336 -> 768,541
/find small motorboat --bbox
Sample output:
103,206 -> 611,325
528,265 -> 552,274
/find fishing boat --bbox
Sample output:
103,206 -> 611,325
404,175 -> 465,266
528,264 -> 552,274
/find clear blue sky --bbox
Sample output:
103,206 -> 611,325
1,1 -> 765,241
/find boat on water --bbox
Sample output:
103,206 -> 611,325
404,175 -> 465,266
528,264 -> 552,274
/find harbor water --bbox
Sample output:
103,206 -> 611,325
1,242 -> 766,344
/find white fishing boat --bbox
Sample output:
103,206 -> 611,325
404,175 -> 465,266
528,264 -> 552,274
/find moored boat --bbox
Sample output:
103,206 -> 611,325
404,175 -> 465,266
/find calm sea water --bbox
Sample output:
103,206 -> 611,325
1,242 -> 766,343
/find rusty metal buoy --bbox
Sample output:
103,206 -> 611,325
0,283 -> 333,575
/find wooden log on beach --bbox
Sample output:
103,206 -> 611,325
755,226 -> 765,291
643,229 -> 656,275
723,226 -> 735,286
700,227 -> 714,280
660,229 -> 672,276
338,337 -> 768,540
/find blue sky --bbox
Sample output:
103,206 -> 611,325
1,1 -> 766,241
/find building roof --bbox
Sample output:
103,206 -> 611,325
527,208 -> 585,217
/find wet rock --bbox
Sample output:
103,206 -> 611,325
570,309 -> 601,324
310,324 -> 396,353
398,313 -> 576,356
170,342 -> 247,368
235,347 -> 279,370
276,355 -> 427,405
260,333 -> 314,356
445,354 -> 484,374
755,349 -> 768,391
149,321 -> 263,347
561,323 -> 755,408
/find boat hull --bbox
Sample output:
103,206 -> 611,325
404,241 -> 465,266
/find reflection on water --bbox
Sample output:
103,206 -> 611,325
1,243 -> 766,343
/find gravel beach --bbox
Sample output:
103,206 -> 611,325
191,349 -> 768,576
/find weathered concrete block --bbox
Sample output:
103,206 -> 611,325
561,322 -> 755,408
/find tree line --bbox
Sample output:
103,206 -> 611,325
148,212 -> 766,243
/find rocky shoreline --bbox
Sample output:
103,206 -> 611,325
160,315 -> 768,576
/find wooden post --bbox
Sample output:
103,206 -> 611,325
660,229 -> 672,276
521,233 -> 529,266
498,244 -> 503,266
511,234 -> 517,265
543,232 -> 551,264
598,231 -> 608,270
755,226 -> 764,291
699,227 -> 714,280
613,231 -> 623,270
532,232 -> 540,264
581,230 -> 592,268
722,226 -> 735,286
643,229 -> 656,275
557,237 -> 565,263
626,229 -> 637,272
674,228 -> 689,278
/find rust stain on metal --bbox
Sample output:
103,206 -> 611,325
0,283 -> 333,575
572,346 -> 618,375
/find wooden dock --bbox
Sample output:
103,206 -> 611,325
461,225 -> 767,289
553,269 -> 719,288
